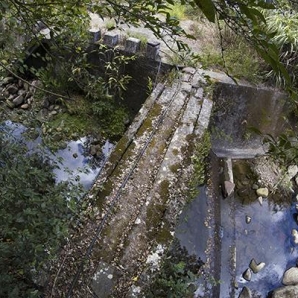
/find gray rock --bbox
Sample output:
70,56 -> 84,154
20,104 -> 29,110
6,84 -> 18,94
292,229 -> 298,244
272,285 -> 298,298
252,184 -> 259,190
23,82 -> 29,92
288,165 -> 298,179
18,79 -> 23,88
6,99 -> 15,108
257,196 -> 263,206
249,258 -> 265,273
256,187 -> 268,198
2,76 -> 14,85
223,181 -> 235,198
12,94 -> 24,106
239,286 -> 252,298
283,267 -> 298,285
246,215 -> 251,224
242,268 -> 252,281
48,110 -> 58,117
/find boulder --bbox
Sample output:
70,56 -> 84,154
249,258 -> 265,273
256,187 -> 268,198
272,285 -> 298,298
283,267 -> 298,285
238,287 -> 252,298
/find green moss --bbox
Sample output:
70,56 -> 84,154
146,180 -> 170,239
170,163 -> 180,174
96,180 -> 113,209
136,103 -> 162,137
107,135 -> 130,172
172,148 -> 179,156
156,220 -> 173,244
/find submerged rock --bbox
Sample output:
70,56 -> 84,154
272,285 -> 298,297
245,215 -> 251,224
243,268 -> 252,281
256,187 -> 268,198
238,286 -> 252,298
249,258 -> 265,274
283,267 -> 298,285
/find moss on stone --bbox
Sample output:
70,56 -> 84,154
170,163 -> 180,174
136,103 -> 162,137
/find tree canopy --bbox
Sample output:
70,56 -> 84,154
0,0 -> 296,88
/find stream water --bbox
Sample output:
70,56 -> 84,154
1,120 -> 114,189
175,159 -> 297,298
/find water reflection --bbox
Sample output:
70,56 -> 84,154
1,120 -> 114,190
174,160 -> 298,297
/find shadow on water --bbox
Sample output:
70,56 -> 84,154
1,120 -> 114,190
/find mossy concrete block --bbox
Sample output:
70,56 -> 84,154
103,32 -> 119,47
89,29 -> 101,43
125,37 -> 141,53
146,41 -> 160,60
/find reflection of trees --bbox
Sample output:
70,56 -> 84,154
146,239 -> 204,298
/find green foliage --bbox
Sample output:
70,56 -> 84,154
262,1 -> 298,87
91,100 -> 128,137
0,126 -> 83,296
200,29 -> 262,82
146,240 -> 202,298
263,132 -> 298,166
165,3 -> 186,20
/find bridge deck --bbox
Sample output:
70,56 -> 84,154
47,68 -> 213,297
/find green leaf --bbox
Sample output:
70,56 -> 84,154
194,0 -> 216,22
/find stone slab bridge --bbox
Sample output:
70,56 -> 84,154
46,66 -> 288,297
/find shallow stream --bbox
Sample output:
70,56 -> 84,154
175,159 -> 297,298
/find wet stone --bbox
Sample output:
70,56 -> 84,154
256,187 -> 269,198
292,229 -> 298,244
12,94 -> 24,106
6,84 -> 18,94
92,262 -> 120,298
249,258 -> 265,273
243,268 -> 252,281
239,286 -> 252,298
283,267 -> 298,285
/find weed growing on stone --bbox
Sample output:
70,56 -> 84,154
188,131 -> 211,200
